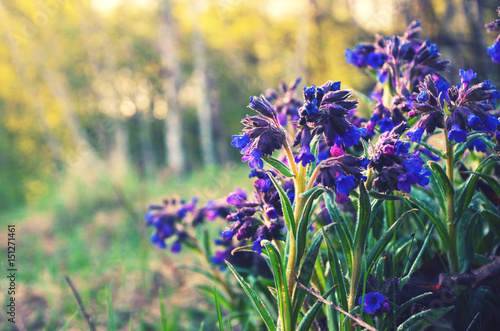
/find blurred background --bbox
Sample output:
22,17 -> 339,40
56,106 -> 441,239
0,0 -> 498,329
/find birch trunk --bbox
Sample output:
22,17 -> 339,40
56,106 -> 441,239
192,0 -> 216,166
159,0 -> 186,174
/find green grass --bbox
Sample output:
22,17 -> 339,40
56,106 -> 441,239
0,163 -> 252,330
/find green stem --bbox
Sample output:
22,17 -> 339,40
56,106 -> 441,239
286,165 -> 307,297
348,244 -> 362,322
386,199 -> 396,228
444,128 -> 458,274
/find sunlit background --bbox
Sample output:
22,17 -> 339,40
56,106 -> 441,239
0,0 -> 498,329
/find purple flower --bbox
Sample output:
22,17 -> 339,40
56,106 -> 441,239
335,174 -> 356,195
470,139 -> 487,152
378,117 -> 394,133
170,241 -> 182,253
448,124 -> 467,143
295,81 -> 362,149
358,292 -> 386,314
316,154 -> 368,202
295,145 -> 315,166
459,69 -> 477,86
227,188 -> 248,205
487,39 -> 500,63
242,149 -> 264,169
231,134 -> 250,150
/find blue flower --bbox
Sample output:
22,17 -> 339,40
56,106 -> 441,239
448,124 -> 467,143
231,134 -> 250,150
378,117 -> 394,133
459,69 -> 477,86
470,139 -> 487,152
417,91 -> 429,103
425,40 -> 440,57
487,40 -> 500,63
484,115 -> 500,131
335,174 -> 356,195
358,292 -> 386,314
366,52 -> 384,68
242,149 -> 264,169
345,49 -> 365,67
221,230 -> 235,240
257,178 -> 272,192
407,126 -> 424,143
295,145 -> 315,166
252,237 -> 264,254
170,241 -> 182,253
467,114 -> 482,128
305,99 -> 319,115
227,188 -> 248,205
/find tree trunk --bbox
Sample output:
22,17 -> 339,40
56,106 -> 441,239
159,0 -> 186,174
192,1 -> 216,166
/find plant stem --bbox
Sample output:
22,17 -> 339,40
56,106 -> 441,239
348,244 -> 362,326
444,128 -> 458,274
286,165 -> 307,297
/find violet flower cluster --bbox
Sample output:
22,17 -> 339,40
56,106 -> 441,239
485,7 -> 500,63
369,123 -> 430,194
346,21 -> 450,135
407,70 -> 499,149
145,197 -> 229,252
221,169 -> 291,254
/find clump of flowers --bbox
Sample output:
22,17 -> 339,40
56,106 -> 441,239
485,7 -> 500,63
265,78 -> 303,126
145,197 -> 229,252
406,70 -> 499,147
368,123 -> 430,193
222,169 -> 289,254
346,21 -> 450,135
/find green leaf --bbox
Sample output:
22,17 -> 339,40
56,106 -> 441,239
324,191 -> 353,269
365,209 -> 417,274
380,292 -> 433,331
60,311 -> 78,331
406,194 -> 453,250
263,156 -> 294,177
226,261 -> 277,331
453,131 -> 488,162
480,210 -> 500,239
323,228 -> 348,310
159,288 -> 168,331
428,161 -> 452,211
418,140 -> 447,159
456,155 -> 500,220
401,226 -> 433,286
462,171 -> 500,198
457,209 -> 480,273
369,191 -> 402,201
214,286 -> 224,331
297,285 -> 338,331
292,223 -> 336,324
107,286 -> 116,331
427,166 -> 447,214
396,306 -> 453,331
353,182 -> 371,252
268,173 -> 296,237
296,186 -> 326,263
263,242 -> 291,331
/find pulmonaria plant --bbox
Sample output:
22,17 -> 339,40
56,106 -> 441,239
485,7 -> 500,63
346,20 -> 450,135
145,197 -> 230,252
232,96 -> 287,169
265,78 -> 303,126
222,169 -> 289,254
369,123 -> 430,193
407,69 -> 499,147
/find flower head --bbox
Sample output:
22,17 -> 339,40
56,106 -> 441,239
358,292 -> 387,314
